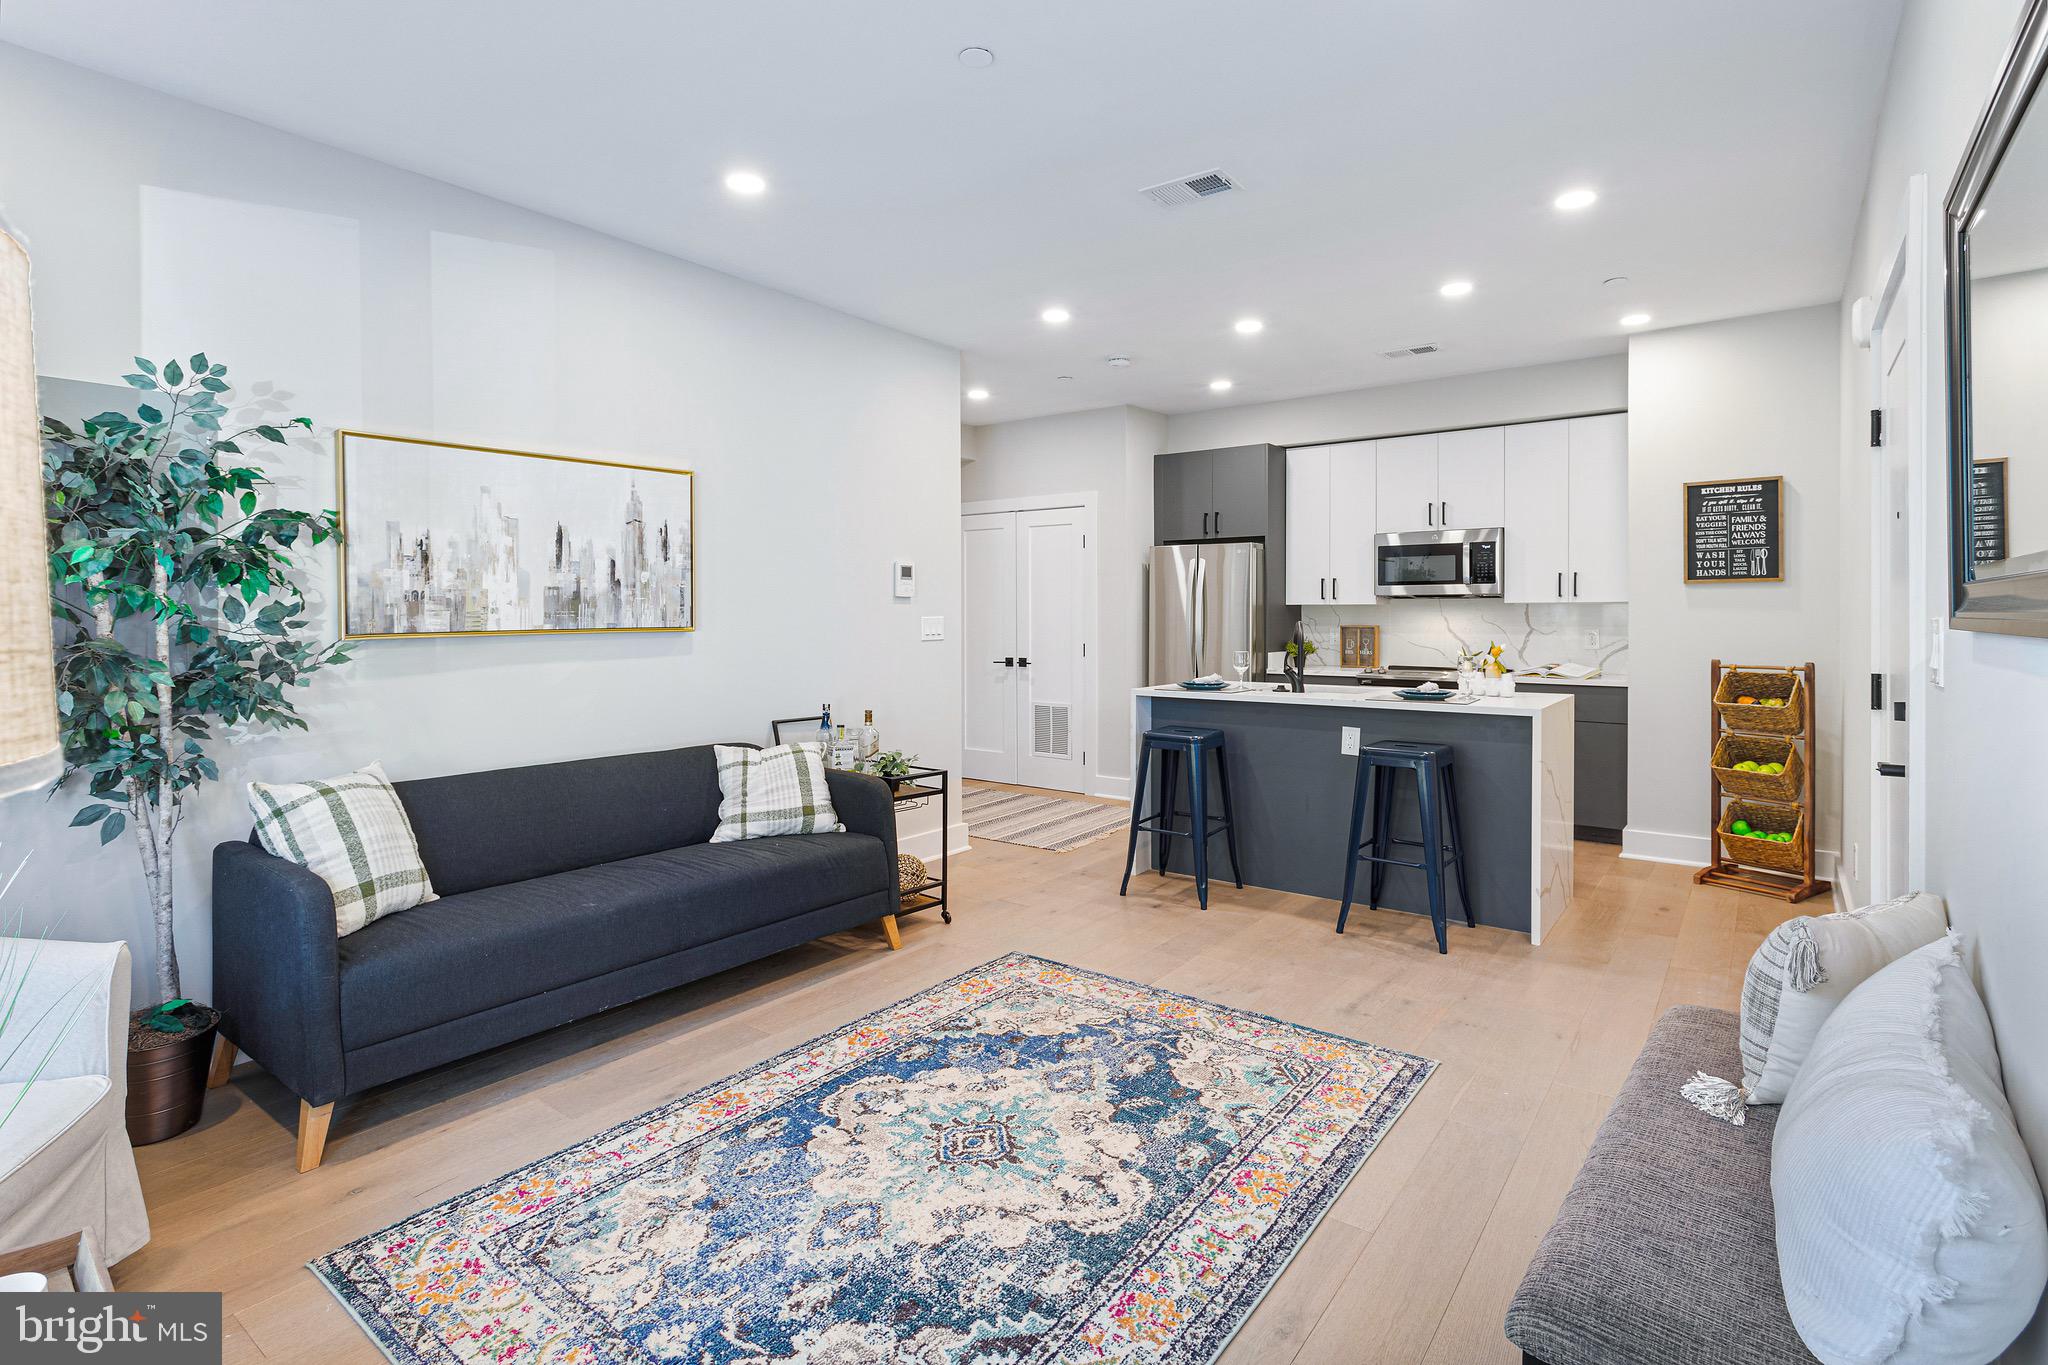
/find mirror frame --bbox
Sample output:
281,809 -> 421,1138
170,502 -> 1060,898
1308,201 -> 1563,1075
1945,0 -> 2048,635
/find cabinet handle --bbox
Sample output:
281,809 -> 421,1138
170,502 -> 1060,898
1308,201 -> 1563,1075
1202,511 -> 1211,536
1018,657 -> 1032,667
1441,500 -> 1448,526
1427,502 -> 1435,526
1319,577 -> 1326,600
1213,511 -> 1221,536
1557,572 -> 1563,598
1333,577 -> 1339,600
993,657 -> 1015,666
1573,572 -> 1579,597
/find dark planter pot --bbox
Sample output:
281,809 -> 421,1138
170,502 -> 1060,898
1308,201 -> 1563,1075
125,1008 -> 220,1146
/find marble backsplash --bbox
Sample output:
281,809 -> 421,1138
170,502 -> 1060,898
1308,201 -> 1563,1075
1294,600 -> 1629,675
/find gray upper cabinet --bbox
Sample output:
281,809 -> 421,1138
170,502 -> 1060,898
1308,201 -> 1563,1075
1156,450 -> 1215,541
1156,444 -> 1281,542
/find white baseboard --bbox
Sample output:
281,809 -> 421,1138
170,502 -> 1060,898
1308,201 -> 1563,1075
1091,772 -> 1134,802
1622,825 -> 1838,882
899,821 -> 971,861
1621,826 -> 1710,867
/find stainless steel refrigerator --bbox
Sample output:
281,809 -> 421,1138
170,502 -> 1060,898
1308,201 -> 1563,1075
1148,542 -> 1266,684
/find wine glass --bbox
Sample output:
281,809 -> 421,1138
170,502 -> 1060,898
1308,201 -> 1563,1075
1232,650 -> 1251,685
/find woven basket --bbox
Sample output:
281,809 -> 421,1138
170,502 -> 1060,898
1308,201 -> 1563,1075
1711,733 -> 1804,802
1714,669 -> 1806,736
1718,799 -> 1807,875
897,854 -> 930,894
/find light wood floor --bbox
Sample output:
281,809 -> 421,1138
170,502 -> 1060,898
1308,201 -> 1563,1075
125,816 -> 1794,1364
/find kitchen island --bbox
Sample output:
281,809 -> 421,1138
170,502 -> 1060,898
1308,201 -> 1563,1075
1131,685 -> 1574,943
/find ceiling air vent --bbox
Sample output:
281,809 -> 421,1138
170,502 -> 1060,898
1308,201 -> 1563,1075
1140,168 -> 1240,208
1379,343 -> 1442,359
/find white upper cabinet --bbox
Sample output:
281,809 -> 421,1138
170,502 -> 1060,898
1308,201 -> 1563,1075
1285,446 -> 1330,605
1375,433 -> 1439,532
1504,420 -> 1571,603
1567,414 -> 1629,602
1286,441 -> 1376,604
1325,441 -> 1377,604
1502,413 -> 1628,603
1435,426 -> 1506,528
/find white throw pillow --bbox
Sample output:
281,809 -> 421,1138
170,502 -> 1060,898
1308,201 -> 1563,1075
248,762 -> 436,936
1774,935 -> 2048,1365
1738,891 -> 1947,1104
710,743 -> 844,843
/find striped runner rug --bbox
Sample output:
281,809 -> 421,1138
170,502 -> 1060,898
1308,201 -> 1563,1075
964,784 -> 1131,852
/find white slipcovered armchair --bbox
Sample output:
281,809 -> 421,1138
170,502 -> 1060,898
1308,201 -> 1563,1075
0,939 -> 149,1262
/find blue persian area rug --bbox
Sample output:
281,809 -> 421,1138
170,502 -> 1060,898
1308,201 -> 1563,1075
312,953 -> 1436,1364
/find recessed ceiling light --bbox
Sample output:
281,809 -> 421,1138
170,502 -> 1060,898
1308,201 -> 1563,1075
965,387 -> 990,401
1620,312 -> 1652,327
1209,378 -> 1234,392
1439,279 -> 1474,299
1553,187 -> 1599,212
957,46 -> 995,68
1040,306 -> 1071,325
1233,317 -> 1265,335
723,170 -> 767,197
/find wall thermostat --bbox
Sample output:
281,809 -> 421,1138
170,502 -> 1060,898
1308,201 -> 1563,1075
893,560 -> 915,599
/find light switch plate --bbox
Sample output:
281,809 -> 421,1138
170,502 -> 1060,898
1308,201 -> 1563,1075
1929,616 -> 1946,688
1340,726 -> 1361,756
920,616 -> 945,642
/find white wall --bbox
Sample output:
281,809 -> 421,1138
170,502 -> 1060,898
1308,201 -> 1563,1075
1623,306 -> 1842,868
1162,354 -> 1627,451
1841,4 -> 2048,1355
0,43 -> 964,1005
961,404 -> 1160,797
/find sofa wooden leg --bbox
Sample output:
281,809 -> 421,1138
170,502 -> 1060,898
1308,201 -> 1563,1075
296,1101 -> 335,1173
206,1034 -> 236,1090
880,914 -> 903,951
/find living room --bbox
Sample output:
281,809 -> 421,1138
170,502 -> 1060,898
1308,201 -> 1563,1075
0,3 -> 2045,1363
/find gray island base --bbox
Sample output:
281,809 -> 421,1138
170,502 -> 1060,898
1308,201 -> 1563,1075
1131,686 -> 1574,943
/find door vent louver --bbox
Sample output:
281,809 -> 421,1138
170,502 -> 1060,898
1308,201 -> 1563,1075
1379,343 -> 1442,359
1140,168 -> 1240,208
1032,703 -> 1072,758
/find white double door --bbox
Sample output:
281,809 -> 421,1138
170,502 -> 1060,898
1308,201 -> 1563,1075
962,506 -> 1090,791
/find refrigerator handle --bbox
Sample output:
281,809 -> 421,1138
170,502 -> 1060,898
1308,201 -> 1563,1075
1187,555 -> 1202,678
1193,556 -> 1208,675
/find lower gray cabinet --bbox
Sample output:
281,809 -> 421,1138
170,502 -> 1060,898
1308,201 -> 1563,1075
1520,683 -> 1628,842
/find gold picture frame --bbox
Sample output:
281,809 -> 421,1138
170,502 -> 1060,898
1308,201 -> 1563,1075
336,430 -> 695,639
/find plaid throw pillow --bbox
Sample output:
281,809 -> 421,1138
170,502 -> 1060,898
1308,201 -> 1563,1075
710,743 -> 844,843
248,762 -> 437,936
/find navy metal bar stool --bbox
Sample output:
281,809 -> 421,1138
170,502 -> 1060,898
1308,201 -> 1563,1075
1118,726 -> 1242,909
1337,739 -> 1475,953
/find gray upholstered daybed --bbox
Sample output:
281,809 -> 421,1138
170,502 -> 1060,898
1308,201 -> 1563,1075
1506,1004 -> 1819,1364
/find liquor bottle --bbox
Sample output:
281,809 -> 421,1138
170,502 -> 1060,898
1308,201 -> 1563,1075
858,709 -> 880,767
832,724 -> 856,770
815,704 -> 832,759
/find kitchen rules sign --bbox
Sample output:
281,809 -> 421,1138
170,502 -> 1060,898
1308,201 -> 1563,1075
1685,476 -> 1784,583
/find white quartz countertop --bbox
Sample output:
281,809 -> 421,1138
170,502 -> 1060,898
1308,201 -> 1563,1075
1292,666 -> 1628,689
1135,684 -> 1572,718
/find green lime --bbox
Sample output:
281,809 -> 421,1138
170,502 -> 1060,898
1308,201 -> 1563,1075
1730,819 -> 1752,836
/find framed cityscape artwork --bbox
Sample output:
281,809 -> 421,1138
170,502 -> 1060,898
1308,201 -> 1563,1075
336,430 -> 694,639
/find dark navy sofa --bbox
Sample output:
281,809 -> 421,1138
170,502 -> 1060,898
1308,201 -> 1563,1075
209,744 -> 900,1170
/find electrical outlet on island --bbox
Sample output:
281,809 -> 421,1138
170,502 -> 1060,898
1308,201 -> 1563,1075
1582,630 -> 1600,651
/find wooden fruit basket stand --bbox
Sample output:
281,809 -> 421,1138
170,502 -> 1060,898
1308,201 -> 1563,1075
1693,660 -> 1831,903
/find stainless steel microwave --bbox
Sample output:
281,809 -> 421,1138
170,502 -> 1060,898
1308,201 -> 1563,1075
1373,527 -> 1503,597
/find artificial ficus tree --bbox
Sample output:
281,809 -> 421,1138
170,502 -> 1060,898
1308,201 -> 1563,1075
43,355 -> 350,1011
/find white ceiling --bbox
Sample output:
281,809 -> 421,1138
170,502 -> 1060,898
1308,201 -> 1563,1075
1,1 -> 1903,425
